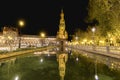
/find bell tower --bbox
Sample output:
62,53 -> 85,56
57,9 -> 68,40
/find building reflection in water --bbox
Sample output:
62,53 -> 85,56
57,52 -> 68,80
75,50 -> 120,70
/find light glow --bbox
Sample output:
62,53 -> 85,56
15,76 -> 19,80
48,54 -> 50,56
40,58 -> 43,62
92,27 -> 96,32
76,57 -> 79,61
40,32 -> 46,38
95,74 -> 99,80
19,20 -> 24,27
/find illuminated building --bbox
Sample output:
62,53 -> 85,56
0,27 -> 57,51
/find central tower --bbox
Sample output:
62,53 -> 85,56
57,9 -> 68,40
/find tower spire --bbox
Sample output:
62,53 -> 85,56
60,9 -> 64,19
57,9 -> 68,40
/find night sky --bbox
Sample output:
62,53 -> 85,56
0,0 -> 89,36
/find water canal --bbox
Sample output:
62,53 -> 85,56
0,48 -> 120,80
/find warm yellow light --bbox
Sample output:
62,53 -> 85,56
92,27 -> 96,32
88,40 -> 93,44
99,40 -> 104,43
110,38 -> 113,41
83,39 -> 87,42
8,36 -> 12,40
75,36 -> 78,40
40,32 -> 46,38
90,40 -> 92,43
108,33 -> 111,37
19,20 -> 24,27
81,42 -> 84,44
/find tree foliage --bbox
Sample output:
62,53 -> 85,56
87,0 -> 120,45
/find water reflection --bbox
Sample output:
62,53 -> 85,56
14,76 -> 19,80
0,48 -> 120,80
73,50 -> 120,70
57,52 -> 68,80
94,60 -> 99,80
71,49 -> 120,80
0,57 -> 17,80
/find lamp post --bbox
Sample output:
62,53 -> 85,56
106,33 -> 110,53
91,27 -> 98,79
40,32 -> 46,47
92,27 -> 96,50
18,20 -> 24,48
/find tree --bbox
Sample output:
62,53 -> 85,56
87,0 -> 120,46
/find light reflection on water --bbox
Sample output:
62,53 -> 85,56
73,50 -> 120,70
0,48 -> 120,80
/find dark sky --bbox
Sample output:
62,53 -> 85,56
0,0 -> 89,36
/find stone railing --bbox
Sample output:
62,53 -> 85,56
68,45 -> 120,55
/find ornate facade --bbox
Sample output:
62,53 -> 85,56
0,27 -> 57,51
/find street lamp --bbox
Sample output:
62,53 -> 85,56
92,27 -> 95,33
19,20 -> 24,27
106,33 -> 111,53
92,27 -> 99,79
92,27 -> 96,50
40,32 -> 46,38
18,20 -> 25,48
40,32 -> 46,47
